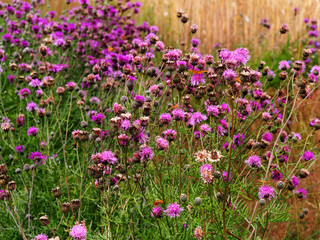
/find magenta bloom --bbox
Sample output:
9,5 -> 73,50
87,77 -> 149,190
26,102 -> 39,112
261,132 -> 273,143
156,137 -> 169,150
302,151 -> 315,161
19,88 -> 31,99
271,169 -> 283,181
295,188 -> 307,199
172,109 -> 185,121
101,151 -> 118,165
35,234 -> 48,240
245,155 -> 261,168
258,185 -> 275,200
28,152 -> 47,165
69,223 -> 87,239
223,171 -> 232,181
188,112 -> 207,126
139,146 -> 154,160
0,190 -> 9,200
190,73 -> 205,86
27,126 -> 38,136
222,69 -> 237,81
278,60 -> 290,70
290,175 -> 299,188
164,203 -> 184,218
16,145 -> 25,153
159,113 -> 172,125
151,206 -> 163,218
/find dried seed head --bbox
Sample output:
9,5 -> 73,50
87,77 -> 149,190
61,202 -> 71,213
194,197 -> 202,206
180,194 -> 188,202
52,187 -> 62,198
39,215 -> 49,226
276,181 -> 285,189
71,199 -> 81,210
259,199 -> 266,206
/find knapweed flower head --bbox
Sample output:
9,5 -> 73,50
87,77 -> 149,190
190,72 -> 205,86
26,102 -> 39,112
151,206 -> 163,218
290,175 -> 300,188
245,155 -> 262,168
139,145 -> 154,160
35,234 -> 48,240
16,145 -> 25,153
295,188 -> 307,199
261,132 -> 273,144
302,150 -> 315,161
70,221 -> 87,240
156,136 -> 169,150
19,88 -> 31,99
27,126 -> 38,136
101,151 -> 117,165
28,152 -> 47,165
258,185 -> 275,200
279,60 -> 290,70
223,171 -> 232,181
164,203 -> 184,218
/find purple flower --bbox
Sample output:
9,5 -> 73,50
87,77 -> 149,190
101,151 -> 118,165
188,112 -> 207,126
278,60 -> 290,70
28,152 -> 47,165
190,73 -> 205,86
271,169 -> 283,181
0,190 -> 9,200
302,151 -> 315,161
159,113 -> 172,125
191,38 -> 200,47
206,105 -> 220,117
27,126 -> 38,136
222,69 -> 237,81
295,188 -> 307,199
258,185 -> 275,200
290,175 -> 299,188
151,206 -> 163,218
120,119 -> 131,131
164,203 -> 184,218
19,88 -> 31,99
35,234 -> 48,240
172,109 -> 185,121
245,155 -> 262,168
69,223 -> 87,239
223,171 -> 232,181
26,102 -> 39,112
139,145 -> 153,160
233,133 -> 245,146
156,137 -> 169,150
16,145 -> 25,153
261,132 -> 273,143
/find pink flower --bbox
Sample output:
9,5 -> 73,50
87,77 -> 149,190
70,222 -> 87,239
164,203 -> 184,218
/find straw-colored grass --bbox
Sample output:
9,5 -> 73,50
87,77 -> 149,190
138,0 -> 320,57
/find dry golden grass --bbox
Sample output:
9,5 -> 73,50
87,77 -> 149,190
139,0 -> 320,57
